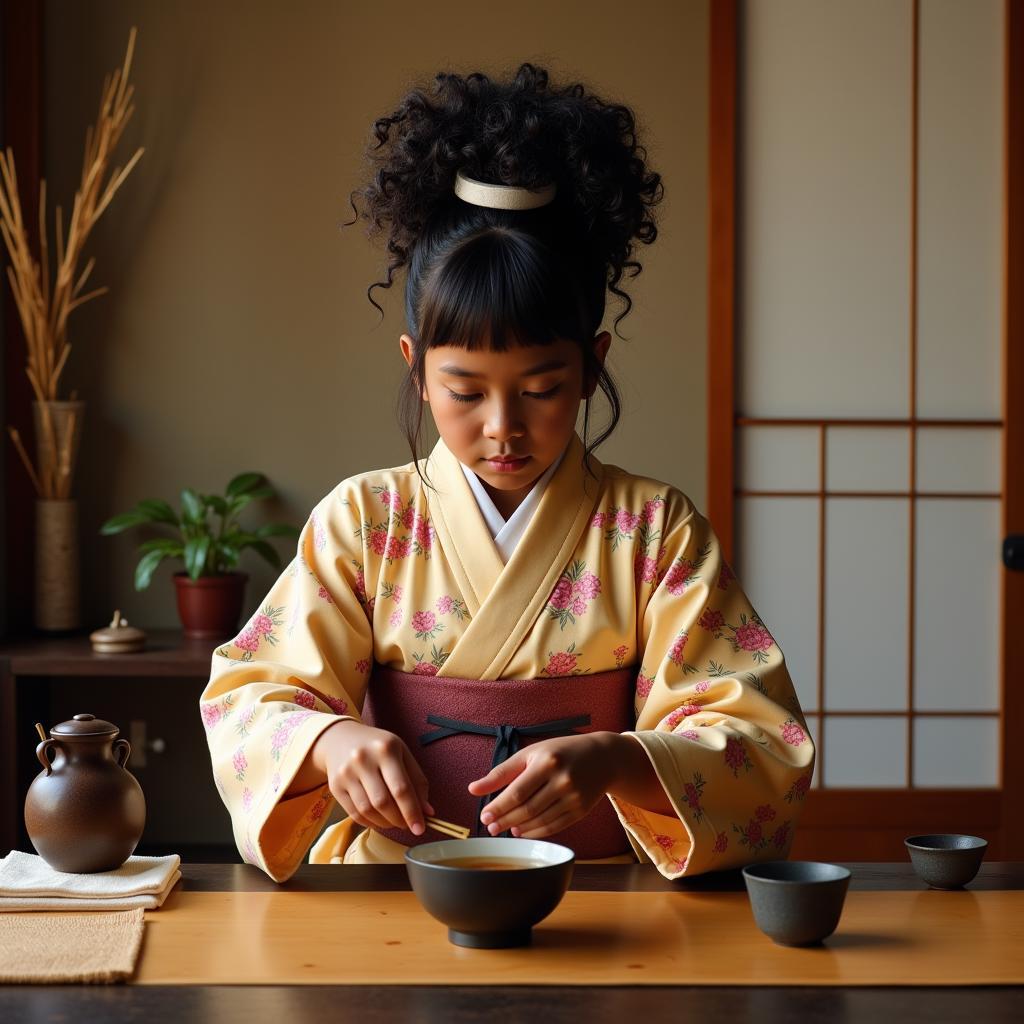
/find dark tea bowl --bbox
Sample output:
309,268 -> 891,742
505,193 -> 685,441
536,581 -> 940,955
742,860 -> 851,946
905,834 -> 988,889
404,836 -> 575,948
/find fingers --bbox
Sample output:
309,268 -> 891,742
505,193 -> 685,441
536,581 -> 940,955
380,751 -> 430,835
401,745 -> 435,818
478,762 -> 553,831
512,807 -> 580,840
331,734 -> 427,832
508,785 -> 588,836
332,778 -> 392,832
478,743 -> 577,825
467,755 -> 526,797
478,741 -> 602,836
480,777 -> 561,835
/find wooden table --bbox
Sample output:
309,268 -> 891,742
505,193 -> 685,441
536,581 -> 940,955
1,862 -> 1022,1021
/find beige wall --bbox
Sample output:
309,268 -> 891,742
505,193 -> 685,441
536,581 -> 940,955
44,0 -> 709,630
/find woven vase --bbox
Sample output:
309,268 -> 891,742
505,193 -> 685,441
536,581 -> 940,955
35,498 -> 80,631
30,400 -> 84,631
32,400 -> 84,496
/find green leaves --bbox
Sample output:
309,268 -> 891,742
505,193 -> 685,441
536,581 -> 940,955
137,500 -> 179,526
137,538 -> 184,557
100,510 -> 150,535
226,472 -> 265,498
134,549 -> 171,590
204,495 -> 228,516
184,535 -> 212,580
101,471 -> 300,589
180,488 -> 205,525
100,498 -> 179,535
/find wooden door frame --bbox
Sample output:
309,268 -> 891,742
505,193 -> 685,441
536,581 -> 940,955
708,0 -> 1023,859
1,0 -> 41,640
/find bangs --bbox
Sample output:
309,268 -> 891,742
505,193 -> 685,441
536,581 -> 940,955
414,230 -> 585,352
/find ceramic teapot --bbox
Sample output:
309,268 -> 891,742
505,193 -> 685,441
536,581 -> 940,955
24,713 -> 146,873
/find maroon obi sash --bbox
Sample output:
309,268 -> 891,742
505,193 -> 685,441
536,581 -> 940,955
360,662 -> 636,859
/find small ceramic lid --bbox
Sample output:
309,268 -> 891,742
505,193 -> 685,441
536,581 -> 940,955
90,610 -> 147,653
51,713 -> 119,737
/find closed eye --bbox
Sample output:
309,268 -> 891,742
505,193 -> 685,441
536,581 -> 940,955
445,385 -> 562,403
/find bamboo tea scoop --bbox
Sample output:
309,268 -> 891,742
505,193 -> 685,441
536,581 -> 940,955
425,816 -> 470,840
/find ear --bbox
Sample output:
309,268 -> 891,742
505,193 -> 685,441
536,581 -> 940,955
400,333 -> 429,401
584,331 -> 612,399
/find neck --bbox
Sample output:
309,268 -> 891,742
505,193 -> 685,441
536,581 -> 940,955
482,476 -> 540,520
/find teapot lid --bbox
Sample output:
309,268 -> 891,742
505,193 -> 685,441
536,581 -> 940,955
51,713 -> 119,737
89,610 -> 146,653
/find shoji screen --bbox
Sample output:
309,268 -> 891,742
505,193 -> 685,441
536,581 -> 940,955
733,0 -> 1005,814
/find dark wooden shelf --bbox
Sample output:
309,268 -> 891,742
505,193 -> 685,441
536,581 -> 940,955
0,629 -> 217,677
1,630 -> 220,855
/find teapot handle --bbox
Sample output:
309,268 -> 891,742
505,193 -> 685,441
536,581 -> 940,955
113,738 -> 132,768
35,739 -> 58,775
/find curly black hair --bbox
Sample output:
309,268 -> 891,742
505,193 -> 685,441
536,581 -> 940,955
341,62 -> 665,479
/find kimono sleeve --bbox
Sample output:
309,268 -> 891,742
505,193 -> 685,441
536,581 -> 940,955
606,501 -> 815,878
198,484 -> 375,882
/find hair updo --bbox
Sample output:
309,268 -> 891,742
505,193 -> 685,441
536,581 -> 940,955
342,62 -> 665,480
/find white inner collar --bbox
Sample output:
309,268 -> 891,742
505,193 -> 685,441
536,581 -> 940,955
458,442 -> 569,563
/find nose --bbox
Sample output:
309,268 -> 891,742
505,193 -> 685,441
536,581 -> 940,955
482,395 -> 526,441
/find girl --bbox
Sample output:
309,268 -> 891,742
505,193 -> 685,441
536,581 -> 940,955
199,64 -> 814,882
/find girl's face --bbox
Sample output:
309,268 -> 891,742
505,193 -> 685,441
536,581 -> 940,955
400,332 -> 611,514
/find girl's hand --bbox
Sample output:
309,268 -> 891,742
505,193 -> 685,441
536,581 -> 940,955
466,731 -> 621,839
313,719 -> 434,835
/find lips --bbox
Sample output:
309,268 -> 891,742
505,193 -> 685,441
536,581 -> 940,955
484,455 -> 530,472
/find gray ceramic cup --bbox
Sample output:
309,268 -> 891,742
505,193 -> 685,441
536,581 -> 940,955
742,860 -> 851,946
904,834 -> 987,889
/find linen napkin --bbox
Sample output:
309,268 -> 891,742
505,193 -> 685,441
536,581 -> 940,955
0,908 -> 145,983
0,851 -> 181,911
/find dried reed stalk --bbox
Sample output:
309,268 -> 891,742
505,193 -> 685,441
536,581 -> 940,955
0,26 -> 143,498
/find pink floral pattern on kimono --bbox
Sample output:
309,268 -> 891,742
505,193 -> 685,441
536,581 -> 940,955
540,643 -> 584,676
412,610 -> 444,640
681,771 -> 706,824
436,594 -> 470,621
661,542 -> 711,596
269,709 -> 317,762
232,604 -> 286,662
785,771 -> 813,803
293,685 -> 348,716
696,608 -> 776,666
546,560 -> 601,629
412,644 -> 449,676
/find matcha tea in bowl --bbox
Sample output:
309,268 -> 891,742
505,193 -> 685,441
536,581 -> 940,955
405,836 -> 575,948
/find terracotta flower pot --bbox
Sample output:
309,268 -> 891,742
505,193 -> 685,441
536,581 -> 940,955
173,571 -> 248,640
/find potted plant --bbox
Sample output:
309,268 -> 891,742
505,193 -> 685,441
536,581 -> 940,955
100,472 -> 300,640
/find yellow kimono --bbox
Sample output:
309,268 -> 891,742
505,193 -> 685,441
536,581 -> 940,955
199,432 -> 815,882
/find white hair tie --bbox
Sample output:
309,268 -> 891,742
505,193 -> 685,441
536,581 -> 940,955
454,168 -> 556,210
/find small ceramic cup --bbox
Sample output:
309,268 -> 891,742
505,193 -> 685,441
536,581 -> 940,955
904,834 -> 987,889
742,860 -> 851,946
